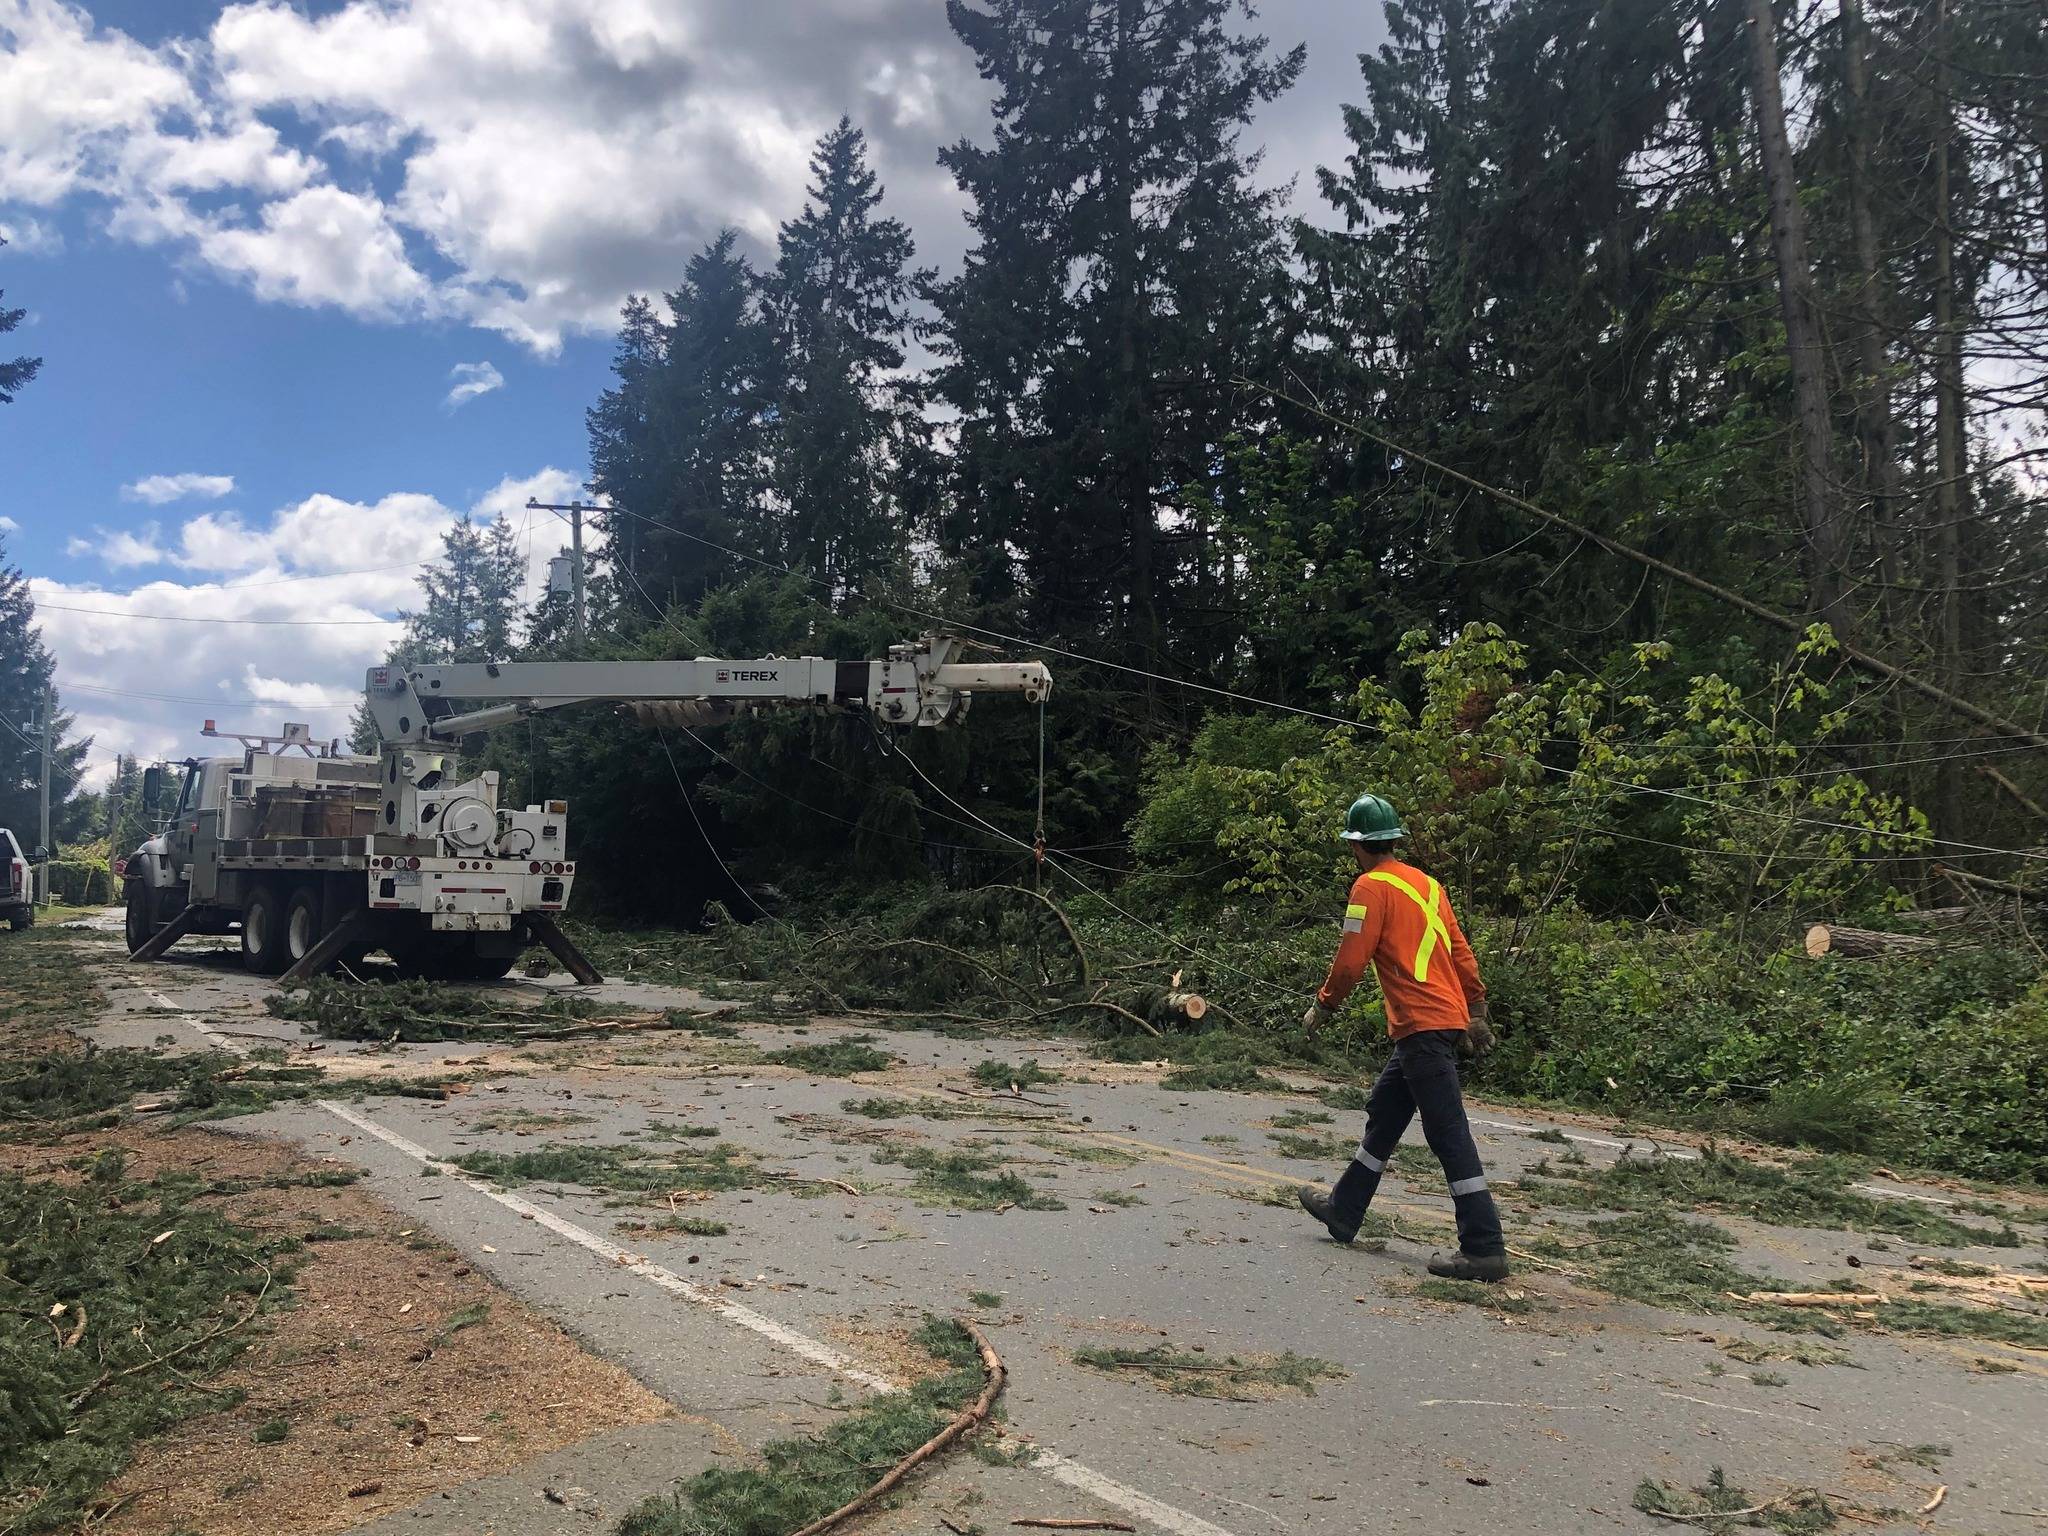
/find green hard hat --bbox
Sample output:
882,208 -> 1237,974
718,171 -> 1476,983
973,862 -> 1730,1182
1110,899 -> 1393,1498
1340,793 -> 1406,843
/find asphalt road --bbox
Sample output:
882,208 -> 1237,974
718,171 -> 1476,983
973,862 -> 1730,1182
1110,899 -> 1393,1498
74,930 -> 2048,1536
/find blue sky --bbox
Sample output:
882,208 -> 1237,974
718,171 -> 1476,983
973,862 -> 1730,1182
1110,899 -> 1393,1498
0,0 -> 1374,782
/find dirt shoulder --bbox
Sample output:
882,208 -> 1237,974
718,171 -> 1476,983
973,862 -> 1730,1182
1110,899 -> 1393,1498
1,931 -> 673,1536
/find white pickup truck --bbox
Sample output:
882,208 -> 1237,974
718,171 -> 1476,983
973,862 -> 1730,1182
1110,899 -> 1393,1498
123,634 -> 1050,983
2,826 -> 35,930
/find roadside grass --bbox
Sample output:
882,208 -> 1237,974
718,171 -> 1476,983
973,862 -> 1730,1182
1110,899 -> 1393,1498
639,1121 -> 722,1142
452,1141 -> 760,1196
967,1291 -> 1003,1308
871,1147 -> 1065,1212
0,1149 -> 289,1534
1514,1148 -> 2018,1249
1072,1343 -> 1346,1401
971,1058 -> 1060,1090
1091,1188 -> 1146,1207
618,1317 -> 989,1536
762,1037 -> 897,1076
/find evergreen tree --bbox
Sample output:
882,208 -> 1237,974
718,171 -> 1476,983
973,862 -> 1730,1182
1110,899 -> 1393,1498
0,236 -> 40,405
590,232 -> 773,613
404,515 -> 527,662
930,0 -> 1305,686
763,118 -> 921,602
0,535 -> 88,841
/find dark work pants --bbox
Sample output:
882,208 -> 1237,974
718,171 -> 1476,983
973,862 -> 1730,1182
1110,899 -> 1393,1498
1329,1030 -> 1504,1257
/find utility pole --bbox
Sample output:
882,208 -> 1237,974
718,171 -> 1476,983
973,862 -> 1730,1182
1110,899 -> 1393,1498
529,497 -> 611,643
35,684 -> 51,907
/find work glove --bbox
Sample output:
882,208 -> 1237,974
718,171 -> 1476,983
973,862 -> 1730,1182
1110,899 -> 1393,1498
1302,1001 -> 1334,1039
1461,1000 -> 1495,1059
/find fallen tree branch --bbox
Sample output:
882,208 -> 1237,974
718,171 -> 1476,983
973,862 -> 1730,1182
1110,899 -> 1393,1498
971,885 -> 1091,987
1738,1291 -> 1884,1307
1012,1522 -> 1137,1532
1641,1491 -> 1808,1524
1026,997 -> 1162,1038
856,939 -> 1044,1003
68,1260 -> 271,1410
783,1320 -> 1007,1536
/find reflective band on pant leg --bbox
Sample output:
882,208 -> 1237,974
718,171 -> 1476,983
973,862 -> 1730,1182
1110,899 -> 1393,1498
1447,1174 -> 1489,1196
1354,1146 -> 1385,1173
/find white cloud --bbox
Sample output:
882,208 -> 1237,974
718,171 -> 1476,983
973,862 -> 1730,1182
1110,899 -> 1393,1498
444,359 -> 503,409
3,0 -> 1339,355
36,466 -> 578,785
0,0 -> 1002,352
0,214 -> 62,254
122,471 -> 236,504
68,523 -> 167,566
0,515 -> 18,531
0,0 -> 191,206
198,185 -> 431,318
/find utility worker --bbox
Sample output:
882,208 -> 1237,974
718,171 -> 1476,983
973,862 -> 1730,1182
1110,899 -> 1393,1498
1297,793 -> 1508,1282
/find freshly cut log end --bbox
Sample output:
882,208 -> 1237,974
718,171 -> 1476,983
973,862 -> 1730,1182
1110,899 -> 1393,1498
1803,923 -> 1942,959
1164,989 -> 1208,1021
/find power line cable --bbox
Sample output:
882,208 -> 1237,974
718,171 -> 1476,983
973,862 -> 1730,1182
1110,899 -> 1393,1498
588,499 -> 2048,864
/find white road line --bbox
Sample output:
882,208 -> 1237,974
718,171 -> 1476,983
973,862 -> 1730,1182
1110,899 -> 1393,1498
1418,1398 -> 1608,1412
150,989 -> 1243,1536
1469,1116 -> 1960,1208
1659,1391 -> 1823,1429
1034,1451 -> 1241,1536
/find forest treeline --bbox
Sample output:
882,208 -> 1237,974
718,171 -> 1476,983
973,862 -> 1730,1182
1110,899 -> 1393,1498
400,0 -> 2045,936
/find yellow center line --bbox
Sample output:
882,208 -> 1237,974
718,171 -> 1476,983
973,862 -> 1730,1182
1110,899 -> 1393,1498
1921,1338 -> 2048,1380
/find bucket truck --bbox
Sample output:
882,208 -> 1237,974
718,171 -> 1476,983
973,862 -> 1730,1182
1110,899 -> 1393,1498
121,635 -> 1050,984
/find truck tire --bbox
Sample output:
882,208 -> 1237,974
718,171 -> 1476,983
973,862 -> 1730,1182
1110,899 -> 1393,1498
241,884 -> 290,975
6,908 -> 29,932
124,879 -> 155,950
454,950 -> 517,981
284,883 -> 325,971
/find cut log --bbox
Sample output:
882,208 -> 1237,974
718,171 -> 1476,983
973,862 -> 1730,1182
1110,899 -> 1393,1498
1741,1290 -> 1885,1307
1162,989 -> 1208,1022
1803,924 -> 1943,959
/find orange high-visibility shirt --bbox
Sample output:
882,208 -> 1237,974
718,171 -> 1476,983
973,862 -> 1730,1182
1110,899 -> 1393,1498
1315,858 -> 1485,1038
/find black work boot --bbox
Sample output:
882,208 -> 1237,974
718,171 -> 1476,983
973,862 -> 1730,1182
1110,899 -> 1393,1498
1427,1249 -> 1510,1283
1298,1185 -> 1361,1244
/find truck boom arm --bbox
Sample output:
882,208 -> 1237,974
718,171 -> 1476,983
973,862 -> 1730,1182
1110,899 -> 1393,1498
365,634 -> 1051,746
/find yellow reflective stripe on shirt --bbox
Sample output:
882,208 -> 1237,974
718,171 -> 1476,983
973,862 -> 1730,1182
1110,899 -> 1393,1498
1366,870 -> 1453,982
1341,901 -> 1367,934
